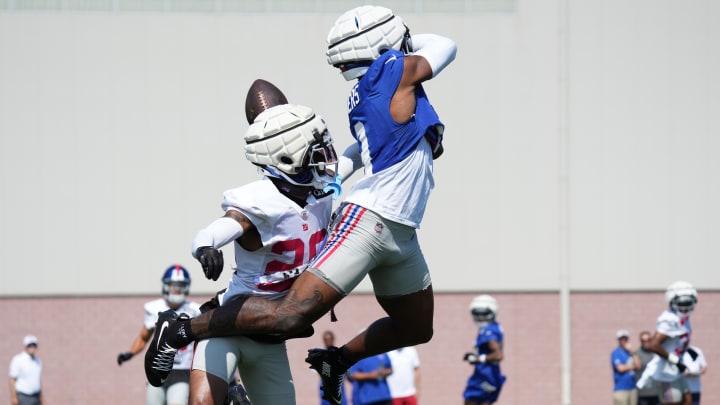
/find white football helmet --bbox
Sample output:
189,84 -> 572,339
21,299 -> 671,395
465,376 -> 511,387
469,294 -> 498,328
162,264 -> 191,306
665,280 -> 698,314
326,5 -> 413,81
245,104 -> 338,190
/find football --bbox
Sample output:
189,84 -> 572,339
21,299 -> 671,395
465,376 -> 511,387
244,79 -> 289,124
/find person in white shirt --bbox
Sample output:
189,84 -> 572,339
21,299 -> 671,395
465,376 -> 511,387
386,347 -> 421,405
8,335 -> 43,405
682,345 -> 707,405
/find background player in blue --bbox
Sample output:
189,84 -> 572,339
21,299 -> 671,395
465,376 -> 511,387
348,353 -> 393,405
144,6 -> 457,405
463,295 -> 506,405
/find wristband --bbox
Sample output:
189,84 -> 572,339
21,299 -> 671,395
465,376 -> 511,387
478,354 -> 487,363
667,353 -> 679,365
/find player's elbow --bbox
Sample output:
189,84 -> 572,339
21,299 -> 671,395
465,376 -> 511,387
273,314 -> 311,336
494,351 -> 504,362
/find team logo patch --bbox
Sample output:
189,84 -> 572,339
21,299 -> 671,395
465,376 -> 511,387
375,222 -> 384,233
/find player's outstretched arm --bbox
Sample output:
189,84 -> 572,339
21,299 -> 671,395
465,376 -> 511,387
191,210 -> 253,281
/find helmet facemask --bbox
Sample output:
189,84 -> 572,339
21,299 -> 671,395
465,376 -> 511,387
163,281 -> 190,305
304,128 -> 339,189
471,307 -> 496,329
400,25 -> 413,54
670,294 -> 697,314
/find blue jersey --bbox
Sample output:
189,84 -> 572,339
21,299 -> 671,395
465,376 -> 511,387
348,353 -> 393,404
348,50 -> 443,173
463,322 -> 507,403
343,50 -> 443,228
611,347 -> 637,391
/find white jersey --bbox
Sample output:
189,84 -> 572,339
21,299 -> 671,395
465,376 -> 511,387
639,309 -> 692,384
386,347 -> 420,398
144,298 -> 201,370
220,179 -> 333,302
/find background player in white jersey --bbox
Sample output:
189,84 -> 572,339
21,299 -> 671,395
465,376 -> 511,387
118,265 -> 201,405
636,281 -> 699,405
144,6 -> 457,405
178,103 -> 339,405
462,295 -> 506,405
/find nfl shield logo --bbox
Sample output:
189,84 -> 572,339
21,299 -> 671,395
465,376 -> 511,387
375,222 -> 384,233
301,211 -> 309,220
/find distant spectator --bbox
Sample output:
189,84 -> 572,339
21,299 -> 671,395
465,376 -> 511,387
683,345 -> 707,405
386,347 -> 420,405
8,335 -> 43,405
348,353 -> 393,405
636,331 -> 659,405
612,329 -> 640,405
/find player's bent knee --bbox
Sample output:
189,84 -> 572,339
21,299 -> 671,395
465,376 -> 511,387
414,326 -> 433,344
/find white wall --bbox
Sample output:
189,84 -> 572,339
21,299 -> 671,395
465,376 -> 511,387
1,0 -> 718,296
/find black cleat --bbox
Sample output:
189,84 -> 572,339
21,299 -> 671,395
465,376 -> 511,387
305,346 -> 348,405
144,309 -> 185,387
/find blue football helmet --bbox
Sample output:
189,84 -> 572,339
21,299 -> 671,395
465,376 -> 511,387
162,264 -> 191,305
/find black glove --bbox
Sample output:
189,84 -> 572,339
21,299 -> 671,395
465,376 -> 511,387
117,352 -> 133,366
686,347 -> 699,361
196,246 -> 224,281
463,353 -> 478,363
676,361 -> 687,373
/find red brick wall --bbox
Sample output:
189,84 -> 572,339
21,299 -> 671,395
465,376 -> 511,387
1,292 -> 716,404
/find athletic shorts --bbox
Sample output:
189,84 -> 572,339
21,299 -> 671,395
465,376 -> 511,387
658,378 -> 689,403
308,203 -> 431,297
192,336 -> 295,405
